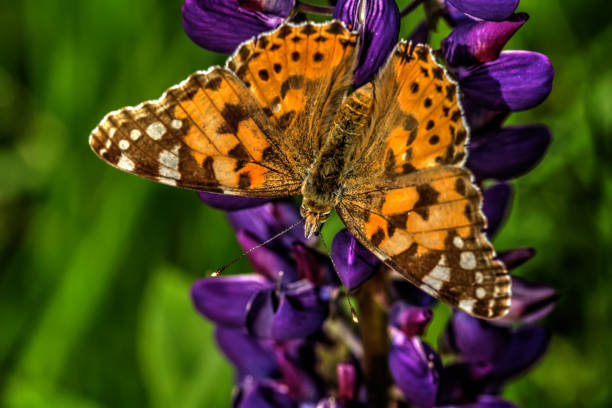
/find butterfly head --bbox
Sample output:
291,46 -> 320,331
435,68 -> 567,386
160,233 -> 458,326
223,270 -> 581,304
300,201 -> 331,239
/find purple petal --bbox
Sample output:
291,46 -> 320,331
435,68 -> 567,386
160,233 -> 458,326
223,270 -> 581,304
292,242 -> 333,286
460,96 -> 508,133
390,302 -> 433,338
191,275 -> 271,327
436,362 -> 493,405
333,0 -> 400,86
227,201 -> 312,250
246,281 -> 330,340
467,125 -> 552,180
274,345 -> 320,401
489,325 -> 550,381
246,288 -> 277,339
496,276 -> 557,325
337,363 -> 357,402
447,0 -> 518,21
482,182 -> 512,237
331,229 -> 380,290
458,51 -> 554,111
449,312 -> 509,362
497,247 -> 535,270
236,229 -> 298,282
235,381 -> 296,408
447,312 -> 551,382
198,191 -> 270,210
271,282 -> 330,340
442,13 -> 528,66
444,1 -> 475,26
215,326 -> 278,379
182,0 -> 293,54
389,333 -> 441,407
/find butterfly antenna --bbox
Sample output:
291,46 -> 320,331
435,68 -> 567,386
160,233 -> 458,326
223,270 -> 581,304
212,218 -> 304,277
320,233 -> 359,323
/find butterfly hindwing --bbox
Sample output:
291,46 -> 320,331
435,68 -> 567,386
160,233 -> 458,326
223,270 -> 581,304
227,21 -> 359,172
90,67 -> 300,196
339,167 -> 511,318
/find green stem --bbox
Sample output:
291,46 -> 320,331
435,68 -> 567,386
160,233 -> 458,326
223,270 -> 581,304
356,271 -> 391,408
400,0 -> 425,18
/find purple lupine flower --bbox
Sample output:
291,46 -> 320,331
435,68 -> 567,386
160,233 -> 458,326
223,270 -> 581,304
442,13 -> 529,66
333,0 -> 400,86
182,0 -> 294,53
192,201 -> 333,340
182,1 -> 557,406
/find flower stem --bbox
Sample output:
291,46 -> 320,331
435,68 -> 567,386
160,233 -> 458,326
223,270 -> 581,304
356,271 -> 391,408
296,1 -> 335,15
400,0 -> 425,18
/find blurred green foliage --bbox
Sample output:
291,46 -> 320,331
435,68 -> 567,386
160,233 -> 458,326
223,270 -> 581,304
1,0 -> 611,406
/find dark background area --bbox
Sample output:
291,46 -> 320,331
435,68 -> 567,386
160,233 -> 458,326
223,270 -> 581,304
1,0 -> 611,406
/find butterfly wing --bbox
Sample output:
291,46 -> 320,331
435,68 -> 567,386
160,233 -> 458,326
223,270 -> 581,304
90,63 -> 300,196
226,20 -> 359,173
338,42 -> 511,318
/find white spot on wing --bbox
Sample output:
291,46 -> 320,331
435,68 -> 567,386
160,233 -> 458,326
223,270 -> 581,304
146,121 -> 166,140
475,271 -> 484,284
476,287 -> 486,299
422,275 -> 443,290
105,139 -> 112,149
159,144 -> 181,180
419,284 -> 438,298
460,251 -> 477,270
171,119 -> 183,129
428,255 -> 450,282
109,128 -> 117,138
118,154 -> 135,171
119,140 -> 130,150
453,236 -> 464,249
459,298 -> 476,314
130,129 -> 142,141
158,176 -> 177,186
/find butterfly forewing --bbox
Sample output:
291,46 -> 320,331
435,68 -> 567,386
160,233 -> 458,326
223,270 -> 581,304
227,20 -> 359,171
90,67 -> 300,196
339,42 -> 511,318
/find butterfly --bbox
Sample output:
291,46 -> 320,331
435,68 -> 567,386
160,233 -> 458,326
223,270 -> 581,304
89,20 -> 511,318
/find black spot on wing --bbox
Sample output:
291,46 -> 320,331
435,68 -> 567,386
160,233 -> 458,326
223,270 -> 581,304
301,24 -> 317,35
280,75 -> 304,99
413,184 -> 440,221
205,77 -> 222,90
371,227 -> 385,247
326,21 -> 346,35
276,25 -> 293,39
238,172 -> 251,189
217,103 -> 249,134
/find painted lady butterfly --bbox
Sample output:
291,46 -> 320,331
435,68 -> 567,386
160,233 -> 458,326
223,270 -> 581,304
89,20 -> 511,318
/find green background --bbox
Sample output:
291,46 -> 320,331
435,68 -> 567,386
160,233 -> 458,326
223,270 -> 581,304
1,0 -> 611,406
